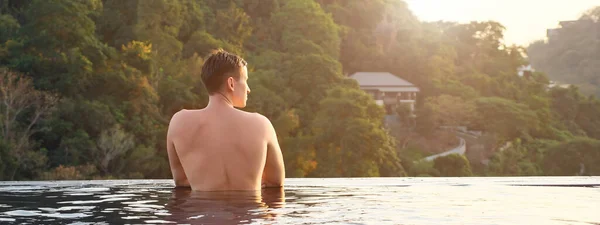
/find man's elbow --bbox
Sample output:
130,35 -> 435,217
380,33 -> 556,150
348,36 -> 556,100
175,179 -> 190,188
262,176 -> 284,188
262,181 -> 283,188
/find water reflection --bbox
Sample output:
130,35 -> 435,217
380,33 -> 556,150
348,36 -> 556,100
164,187 -> 285,224
0,178 -> 598,224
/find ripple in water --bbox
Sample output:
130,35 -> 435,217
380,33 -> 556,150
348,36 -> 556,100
0,178 -> 598,224
0,218 -> 16,222
2,210 -> 90,219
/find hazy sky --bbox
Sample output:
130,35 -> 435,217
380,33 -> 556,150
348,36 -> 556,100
404,0 -> 600,47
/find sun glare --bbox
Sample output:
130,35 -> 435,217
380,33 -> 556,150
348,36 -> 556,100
404,0 -> 600,46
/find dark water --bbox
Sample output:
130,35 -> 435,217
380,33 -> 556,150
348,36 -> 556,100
0,177 -> 599,224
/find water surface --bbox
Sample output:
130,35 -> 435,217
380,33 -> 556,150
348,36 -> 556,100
0,177 -> 599,224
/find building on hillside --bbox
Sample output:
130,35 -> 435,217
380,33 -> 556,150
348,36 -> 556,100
546,28 -> 560,42
348,72 -> 419,115
517,65 -> 534,77
547,19 -> 596,43
548,80 -> 572,89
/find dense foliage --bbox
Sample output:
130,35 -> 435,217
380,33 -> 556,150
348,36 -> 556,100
527,6 -> 600,97
0,0 -> 598,180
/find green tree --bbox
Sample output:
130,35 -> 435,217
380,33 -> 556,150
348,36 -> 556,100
2,0 -> 599,180
549,86 -> 600,139
271,0 -> 341,59
474,97 -> 539,141
0,68 -> 56,180
433,154 -> 472,177
527,6 -> 600,97
311,85 -> 405,177
542,137 -> 600,176
486,139 -> 543,176
408,160 -> 440,177
423,94 -> 477,127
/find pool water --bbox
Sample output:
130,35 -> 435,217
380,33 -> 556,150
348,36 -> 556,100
0,177 -> 599,224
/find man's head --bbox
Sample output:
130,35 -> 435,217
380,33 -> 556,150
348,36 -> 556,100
201,49 -> 250,108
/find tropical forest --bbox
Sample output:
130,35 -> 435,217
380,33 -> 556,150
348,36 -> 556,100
1,0 -> 599,180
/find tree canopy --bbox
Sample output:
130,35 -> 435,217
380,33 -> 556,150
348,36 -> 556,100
1,0 -> 598,180
527,6 -> 600,97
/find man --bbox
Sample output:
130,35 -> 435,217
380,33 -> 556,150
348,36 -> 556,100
165,187 -> 285,223
166,49 -> 285,191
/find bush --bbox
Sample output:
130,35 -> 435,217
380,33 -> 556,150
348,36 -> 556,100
542,137 -> 600,176
409,160 -> 440,177
433,154 -> 472,177
41,164 -> 98,180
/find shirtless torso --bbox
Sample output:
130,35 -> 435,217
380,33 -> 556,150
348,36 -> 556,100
166,49 -> 284,191
166,104 -> 285,191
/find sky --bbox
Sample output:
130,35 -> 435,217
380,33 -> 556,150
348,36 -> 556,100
404,0 -> 600,47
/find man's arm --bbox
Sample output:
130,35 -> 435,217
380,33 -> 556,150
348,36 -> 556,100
167,112 -> 190,187
260,115 -> 285,188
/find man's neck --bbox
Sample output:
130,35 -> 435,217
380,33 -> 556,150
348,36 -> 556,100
207,93 -> 234,109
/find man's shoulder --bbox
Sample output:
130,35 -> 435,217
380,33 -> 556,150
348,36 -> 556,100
171,109 -> 204,119
169,109 -> 204,127
170,109 -> 188,122
238,110 -> 272,125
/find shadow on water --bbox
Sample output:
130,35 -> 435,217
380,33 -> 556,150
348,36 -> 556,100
164,187 -> 285,224
0,183 -> 285,224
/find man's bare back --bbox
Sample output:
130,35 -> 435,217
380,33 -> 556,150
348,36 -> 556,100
166,50 -> 285,191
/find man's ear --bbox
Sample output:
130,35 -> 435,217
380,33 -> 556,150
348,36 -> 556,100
227,77 -> 235,91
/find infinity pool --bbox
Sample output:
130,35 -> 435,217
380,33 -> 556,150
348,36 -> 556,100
0,177 -> 598,224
